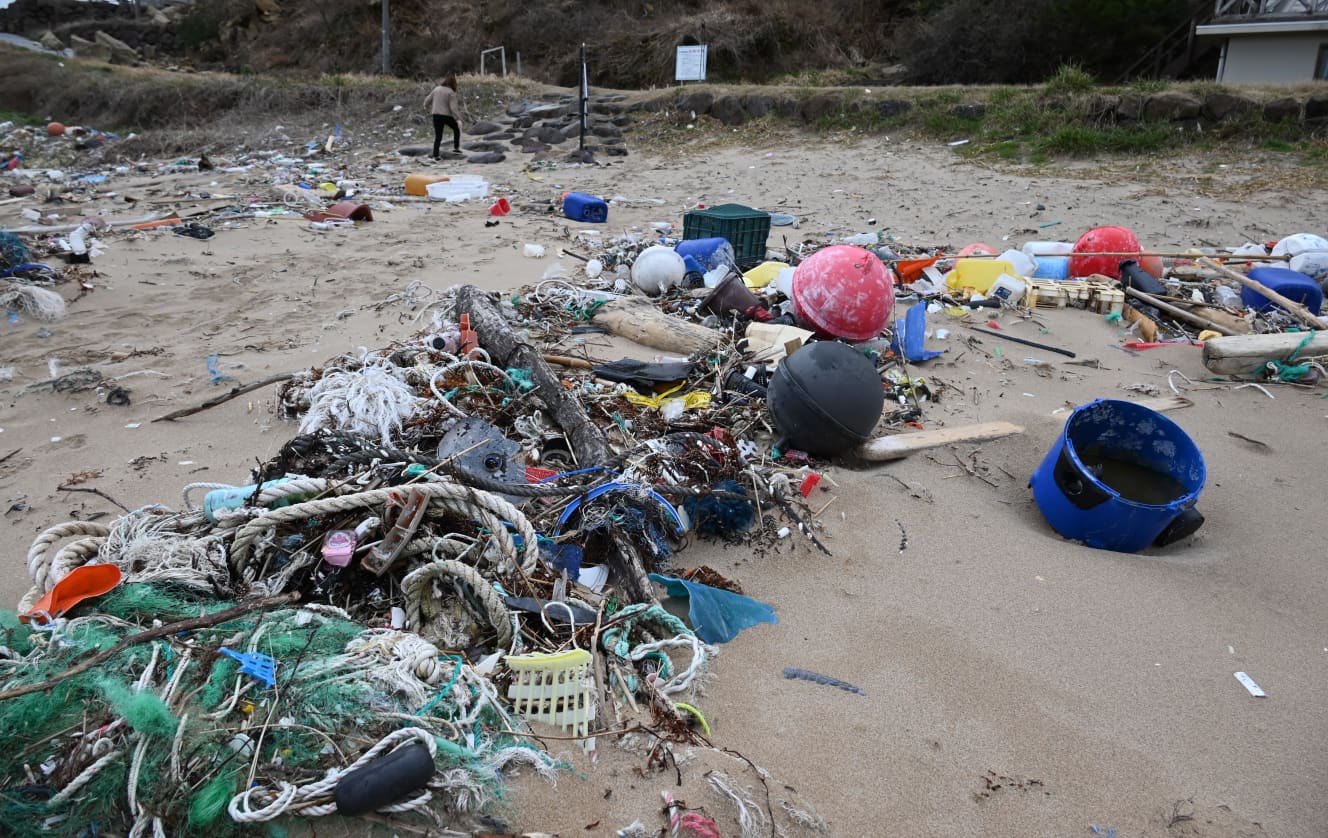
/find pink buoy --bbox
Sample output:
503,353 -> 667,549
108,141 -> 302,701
956,242 -> 997,260
791,245 -> 895,341
1070,226 -> 1140,279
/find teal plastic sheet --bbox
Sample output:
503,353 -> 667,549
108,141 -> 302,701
648,573 -> 777,644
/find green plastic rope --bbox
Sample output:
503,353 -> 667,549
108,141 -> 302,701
415,655 -> 464,717
1266,330 -> 1316,381
600,604 -> 693,660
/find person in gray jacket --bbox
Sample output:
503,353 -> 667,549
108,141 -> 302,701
424,75 -> 461,159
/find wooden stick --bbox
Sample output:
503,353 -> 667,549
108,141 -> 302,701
1198,257 -> 1328,330
56,485 -> 130,512
543,353 -> 595,370
856,421 -> 1024,463
0,592 -> 299,702
152,372 -> 294,423
965,251 -> 1292,262
1122,287 -> 1241,336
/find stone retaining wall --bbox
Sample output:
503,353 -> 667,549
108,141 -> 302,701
630,87 -> 1328,130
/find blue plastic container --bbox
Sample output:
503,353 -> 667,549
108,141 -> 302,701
562,192 -> 608,223
1030,399 -> 1205,553
1240,267 -> 1322,315
1032,256 -> 1069,280
675,237 -> 736,271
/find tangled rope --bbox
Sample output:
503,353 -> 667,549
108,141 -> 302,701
26,521 -> 111,595
227,727 -> 437,822
227,481 -> 539,580
402,559 -> 514,649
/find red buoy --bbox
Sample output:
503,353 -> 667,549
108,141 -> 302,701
1070,226 -> 1140,279
46,122 -> 65,137
791,245 -> 895,341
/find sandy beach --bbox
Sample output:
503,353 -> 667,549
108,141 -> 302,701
2,130 -> 1326,837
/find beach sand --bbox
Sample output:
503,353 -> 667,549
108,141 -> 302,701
2,138 -> 1325,837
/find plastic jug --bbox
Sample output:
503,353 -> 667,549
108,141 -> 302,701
405,173 -> 448,196
1022,240 -> 1074,258
988,274 -> 1027,306
997,249 -> 1036,277
947,259 -> 1016,294
563,192 -> 609,223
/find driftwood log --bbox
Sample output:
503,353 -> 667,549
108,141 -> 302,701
454,285 -> 610,467
1203,332 -> 1328,377
592,296 -> 724,355
453,286 -> 658,604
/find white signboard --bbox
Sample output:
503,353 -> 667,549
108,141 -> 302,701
675,45 -> 708,82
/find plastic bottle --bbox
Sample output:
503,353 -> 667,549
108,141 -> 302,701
203,477 -> 304,522
841,232 -> 881,246
1213,285 -> 1243,308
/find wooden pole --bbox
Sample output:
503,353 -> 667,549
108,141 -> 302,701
381,0 -> 391,74
1122,287 -> 1241,336
963,251 -> 1292,262
1198,257 -> 1328,330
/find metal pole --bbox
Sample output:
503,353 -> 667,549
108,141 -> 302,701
381,0 -> 391,75
517,52 -> 521,77
501,48 -> 507,78
579,43 -> 588,151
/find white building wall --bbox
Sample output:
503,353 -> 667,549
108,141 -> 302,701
1220,33 -> 1326,82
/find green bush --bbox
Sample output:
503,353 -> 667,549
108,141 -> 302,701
1045,63 -> 1095,93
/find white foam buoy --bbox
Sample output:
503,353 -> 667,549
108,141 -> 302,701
631,245 -> 685,296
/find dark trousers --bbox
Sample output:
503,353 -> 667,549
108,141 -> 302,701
433,114 -> 460,156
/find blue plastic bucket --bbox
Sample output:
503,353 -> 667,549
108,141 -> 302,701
1240,267 -> 1322,315
1030,399 -> 1205,552
675,237 -> 736,272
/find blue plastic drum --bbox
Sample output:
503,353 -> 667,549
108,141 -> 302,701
1030,399 -> 1206,552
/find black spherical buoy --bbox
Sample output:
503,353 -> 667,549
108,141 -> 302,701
766,341 -> 884,456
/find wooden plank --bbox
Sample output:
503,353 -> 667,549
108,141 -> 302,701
856,421 -> 1025,462
1203,331 -> 1328,376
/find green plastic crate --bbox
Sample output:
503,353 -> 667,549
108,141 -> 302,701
682,203 -> 771,269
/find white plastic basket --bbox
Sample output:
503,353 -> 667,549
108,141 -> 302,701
426,177 -> 489,202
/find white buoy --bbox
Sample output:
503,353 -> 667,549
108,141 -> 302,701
631,245 -> 685,296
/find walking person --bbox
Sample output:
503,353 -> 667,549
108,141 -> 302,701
424,75 -> 462,159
